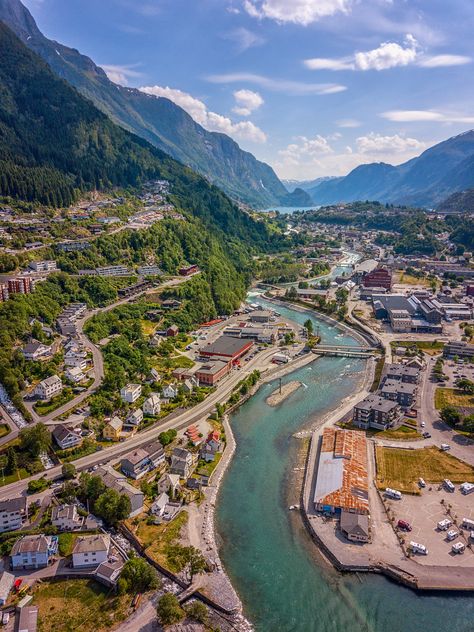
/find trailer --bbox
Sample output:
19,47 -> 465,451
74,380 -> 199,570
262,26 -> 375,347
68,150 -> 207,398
410,541 -> 428,555
385,487 -> 402,500
443,479 -> 455,492
452,542 -> 465,554
460,482 -> 474,495
437,518 -> 452,531
462,518 -> 474,530
446,529 -> 458,541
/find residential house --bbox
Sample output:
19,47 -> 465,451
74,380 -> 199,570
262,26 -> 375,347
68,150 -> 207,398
65,366 -> 86,383
144,440 -> 165,469
143,394 -> 161,416
72,534 -> 110,568
96,466 -> 144,517
121,448 -> 151,480
380,379 -> 418,409
0,571 -> 14,605
103,416 -> 123,441
340,510 -> 369,543
186,424 -> 202,446
21,342 -> 51,361
162,384 -> 178,400
150,492 -> 169,518
200,430 -> 221,463
166,325 -> 179,337
170,447 -> 194,478
34,375 -> 62,400
161,299 -> 181,310
52,424 -> 83,450
120,383 -> 142,404
157,473 -> 180,497
51,504 -> 83,531
125,409 -> 144,427
352,395 -> 401,430
64,350 -> 88,369
182,379 -> 195,395
11,535 -> 56,569
384,363 -> 421,384
0,497 -> 27,533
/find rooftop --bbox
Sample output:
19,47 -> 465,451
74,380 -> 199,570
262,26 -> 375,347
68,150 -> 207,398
11,534 -> 50,555
72,534 -> 110,554
200,335 -> 253,358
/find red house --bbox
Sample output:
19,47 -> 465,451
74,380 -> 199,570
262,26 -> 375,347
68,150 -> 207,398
179,264 -> 199,276
362,268 -> 392,290
166,325 -> 179,337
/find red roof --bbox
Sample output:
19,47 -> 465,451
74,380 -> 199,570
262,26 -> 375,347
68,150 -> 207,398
200,319 -> 223,328
208,430 -> 220,442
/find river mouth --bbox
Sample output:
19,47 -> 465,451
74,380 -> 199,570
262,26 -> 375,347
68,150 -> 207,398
215,300 -> 474,632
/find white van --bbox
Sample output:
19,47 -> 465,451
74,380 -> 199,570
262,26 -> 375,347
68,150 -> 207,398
418,478 -> 426,488
452,542 -> 465,554
440,444 -> 451,451
462,518 -> 474,530
410,541 -> 428,555
443,479 -> 455,492
446,529 -> 458,541
460,482 -> 474,495
385,487 -> 402,500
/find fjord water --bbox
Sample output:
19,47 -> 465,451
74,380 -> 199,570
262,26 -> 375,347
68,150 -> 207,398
216,301 -> 474,631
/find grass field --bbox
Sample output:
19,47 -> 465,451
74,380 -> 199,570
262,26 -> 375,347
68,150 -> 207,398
435,387 -> 474,409
375,446 -> 474,493
33,579 -> 129,632
135,510 -> 188,571
394,271 -> 429,286
141,319 -> 158,336
375,425 -> 421,441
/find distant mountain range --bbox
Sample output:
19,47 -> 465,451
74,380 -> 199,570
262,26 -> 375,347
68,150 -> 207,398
438,188 -> 474,214
0,0 -> 310,208
282,177 -> 336,194
300,131 -> 474,208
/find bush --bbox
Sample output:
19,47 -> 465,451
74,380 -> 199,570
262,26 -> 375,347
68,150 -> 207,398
27,477 -> 51,494
157,593 -> 184,626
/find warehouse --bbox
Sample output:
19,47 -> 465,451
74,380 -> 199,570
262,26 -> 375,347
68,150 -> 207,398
199,335 -> 253,362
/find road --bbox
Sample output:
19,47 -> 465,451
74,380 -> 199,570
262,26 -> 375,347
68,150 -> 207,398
21,277 -> 188,426
0,345 -> 280,500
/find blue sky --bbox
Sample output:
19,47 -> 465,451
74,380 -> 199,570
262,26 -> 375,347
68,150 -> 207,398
24,0 -> 474,180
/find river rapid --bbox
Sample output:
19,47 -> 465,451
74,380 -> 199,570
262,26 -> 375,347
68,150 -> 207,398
215,299 -> 474,632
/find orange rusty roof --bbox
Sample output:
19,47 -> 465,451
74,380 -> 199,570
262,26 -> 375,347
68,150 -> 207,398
314,428 -> 369,514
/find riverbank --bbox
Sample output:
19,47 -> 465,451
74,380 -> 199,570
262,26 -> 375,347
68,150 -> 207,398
266,381 -> 302,406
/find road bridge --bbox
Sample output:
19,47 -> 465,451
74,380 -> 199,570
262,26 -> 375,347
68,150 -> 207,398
314,344 -> 378,358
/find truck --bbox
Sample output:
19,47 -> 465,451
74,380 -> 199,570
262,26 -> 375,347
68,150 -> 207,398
410,541 -> 428,555
443,479 -> 455,492
437,518 -> 452,531
462,518 -> 474,530
385,488 -> 402,500
460,482 -> 474,495
452,542 -> 465,554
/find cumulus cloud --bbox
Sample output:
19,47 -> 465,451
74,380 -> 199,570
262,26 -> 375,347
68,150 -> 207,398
243,0 -> 352,25
418,54 -> 472,68
305,35 -> 418,72
206,72 -> 346,95
139,85 -> 267,143
100,64 -> 143,85
275,131 -> 428,179
355,133 -> 426,154
380,110 -> 474,123
232,89 -> 264,116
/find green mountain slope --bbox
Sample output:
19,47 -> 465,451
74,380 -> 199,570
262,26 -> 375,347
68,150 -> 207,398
0,0 -> 296,208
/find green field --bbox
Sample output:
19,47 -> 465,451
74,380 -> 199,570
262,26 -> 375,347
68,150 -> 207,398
375,446 -> 474,493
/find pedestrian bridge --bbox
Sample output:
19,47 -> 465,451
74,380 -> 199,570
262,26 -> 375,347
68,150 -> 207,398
313,344 -> 378,358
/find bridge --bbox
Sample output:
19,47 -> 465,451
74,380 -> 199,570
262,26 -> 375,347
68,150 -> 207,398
313,344 -> 379,358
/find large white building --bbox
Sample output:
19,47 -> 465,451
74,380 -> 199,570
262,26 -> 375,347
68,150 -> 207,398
0,497 -> 27,533
143,394 -> 161,416
120,383 -> 142,403
28,260 -> 57,273
72,534 -> 110,568
34,375 -> 62,400
51,504 -> 83,530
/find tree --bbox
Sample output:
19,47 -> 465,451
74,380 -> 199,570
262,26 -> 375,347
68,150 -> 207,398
159,429 -> 177,446
94,488 -> 131,525
61,463 -> 76,480
80,473 -> 106,502
6,447 -> 18,475
303,318 -> 313,337
185,601 -> 208,624
157,593 -> 184,626
440,405 -> 462,427
455,378 -> 474,394
335,287 -> 349,304
19,423 -> 51,457
120,557 -> 159,593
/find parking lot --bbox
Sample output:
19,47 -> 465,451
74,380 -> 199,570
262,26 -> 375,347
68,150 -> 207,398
442,359 -> 474,388
386,486 -> 474,567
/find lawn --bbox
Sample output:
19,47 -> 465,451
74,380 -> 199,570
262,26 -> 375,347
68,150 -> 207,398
0,468 -> 30,487
375,425 -> 421,441
141,319 -> 158,336
32,579 -> 129,632
135,510 -> 188,571
196,453 -> 222,477
394,271 -> 429,286
391,340 -> 445,352
435,387 -> 474,409
33,390 -> 75,416
375,446 -> 474,493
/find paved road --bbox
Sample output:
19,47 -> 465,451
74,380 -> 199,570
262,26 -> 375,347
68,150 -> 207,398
0,346 -> 280,500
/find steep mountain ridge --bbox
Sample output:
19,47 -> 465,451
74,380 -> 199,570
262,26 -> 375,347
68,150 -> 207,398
308,130 -> 474,207
0,0 -> 300,208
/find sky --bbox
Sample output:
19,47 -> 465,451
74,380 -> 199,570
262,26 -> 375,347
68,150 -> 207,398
24,0 -> 474,181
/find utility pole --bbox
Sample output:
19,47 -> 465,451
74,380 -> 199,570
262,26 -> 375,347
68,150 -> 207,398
279,377 -> 282,394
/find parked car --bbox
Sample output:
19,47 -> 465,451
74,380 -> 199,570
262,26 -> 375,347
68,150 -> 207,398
440,444 -> 451,451
397,519 -> 412,531
422,431 -> 432,439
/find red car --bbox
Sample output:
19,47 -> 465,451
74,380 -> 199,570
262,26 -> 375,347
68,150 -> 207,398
397,520 -> 412,531
13,578 -> 23,592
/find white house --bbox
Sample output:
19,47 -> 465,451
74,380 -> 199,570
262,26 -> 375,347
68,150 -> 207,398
21,342 -> 51,361
143,394 -> 161,416
51,504 -> 83,531
120,383 -> 142,403
64,352 -> 88,369
11,535 -> 55,569
34,375 -> 62,400
65,366 -> 86,383
72,534 -> 110,568
125,408 -> 144,426
150,492 -> 169,517
52,424 -> 82,450
162,384 -> 178,400
157,473 -> 180,497
0,497 -> 27,533
28,260 -> 57,273
0,571 -> 14,605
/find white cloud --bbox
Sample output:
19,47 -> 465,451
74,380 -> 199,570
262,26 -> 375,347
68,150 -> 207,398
275,131 -> 428,179
337,118 -> 361,128
100,64 -> 143,85
224,27 -> 265,52
232,89 -> 264,116
139,85 -> 267,143
418,54 -> 472,68
381,110 -> 474,123
355,132 -> 426,154
206,72 -> 346,95
243,0 -> 352,25
304,34 -> 418,72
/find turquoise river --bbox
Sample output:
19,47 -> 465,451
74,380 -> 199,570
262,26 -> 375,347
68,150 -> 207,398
215,298 -> 474,632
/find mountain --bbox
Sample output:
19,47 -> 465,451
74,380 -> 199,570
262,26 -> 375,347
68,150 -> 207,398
438,188 -> 474,213
308,131 -> 474,207
0,20 -> 275,254
278,187 -> 314,207
282,177 -> 336,193
0,0 -> 291,208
